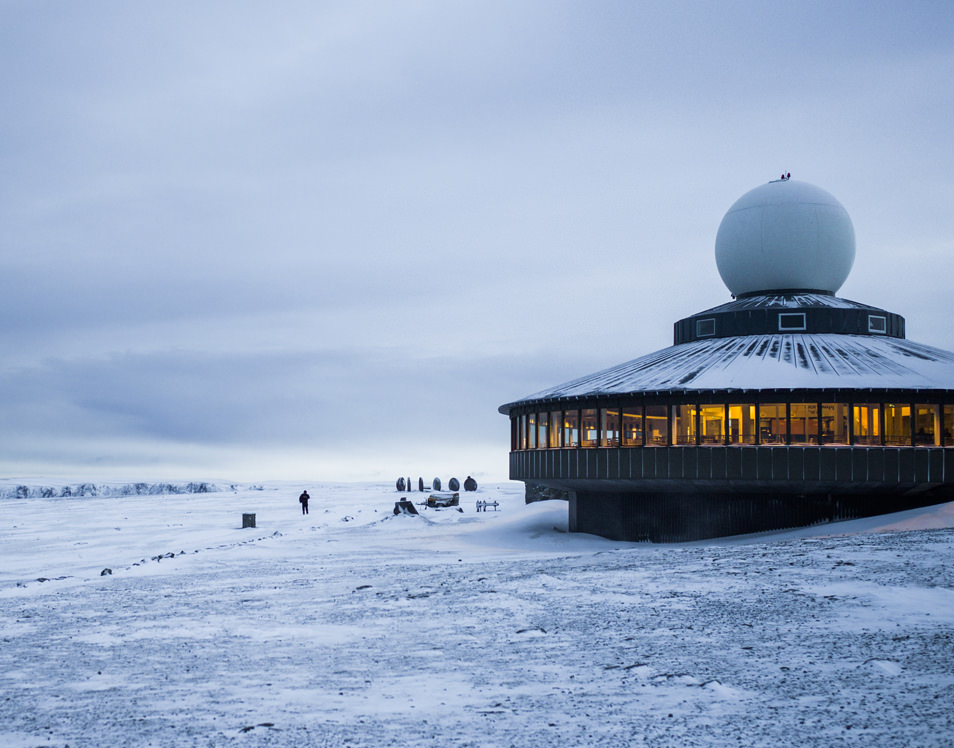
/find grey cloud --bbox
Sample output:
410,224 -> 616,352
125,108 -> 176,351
2,1 -> 953,479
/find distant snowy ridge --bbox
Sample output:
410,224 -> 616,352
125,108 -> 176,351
1,481 -> 221,500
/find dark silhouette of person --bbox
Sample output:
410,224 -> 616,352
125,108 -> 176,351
299,490 -> 310,515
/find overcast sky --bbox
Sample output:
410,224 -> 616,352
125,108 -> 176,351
3,1 -> 953,483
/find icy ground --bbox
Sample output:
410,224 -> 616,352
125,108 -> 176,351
2,481 -> 954,747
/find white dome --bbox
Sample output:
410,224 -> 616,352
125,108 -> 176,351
714,179 -> 855,297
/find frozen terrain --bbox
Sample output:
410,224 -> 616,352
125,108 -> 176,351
2,479 -> 954,747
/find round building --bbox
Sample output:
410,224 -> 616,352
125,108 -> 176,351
499,177 -> 954,541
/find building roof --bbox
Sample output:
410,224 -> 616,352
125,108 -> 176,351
697,292 -> 881,314
499,178 -> 954,416
499,333 -> 954,414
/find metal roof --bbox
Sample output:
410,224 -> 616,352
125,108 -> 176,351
696,292 -> 881,314
499,334 -> 954,413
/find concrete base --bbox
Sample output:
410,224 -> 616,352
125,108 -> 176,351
568,489 -> 954,543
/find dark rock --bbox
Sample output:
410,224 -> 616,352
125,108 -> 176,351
393,499 -> 419,515
525,482 -> 573,504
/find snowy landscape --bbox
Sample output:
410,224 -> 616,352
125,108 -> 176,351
2,479 -> 954,747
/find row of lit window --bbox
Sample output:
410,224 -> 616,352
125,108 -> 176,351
510,402 -> 954,450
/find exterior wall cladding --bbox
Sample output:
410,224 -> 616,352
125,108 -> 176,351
510,447 -> 954,542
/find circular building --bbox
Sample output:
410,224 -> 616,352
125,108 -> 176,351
498,177 -> 954,542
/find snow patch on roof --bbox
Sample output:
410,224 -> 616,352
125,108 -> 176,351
504,334 -> 954,409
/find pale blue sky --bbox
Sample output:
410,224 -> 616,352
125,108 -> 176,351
2,1 -> 953,481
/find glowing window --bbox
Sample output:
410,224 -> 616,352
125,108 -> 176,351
537,412 -> 549,449
945,405 -> 954,447
821,403 -> 850,445
699,405 -> 725,445
646,405 -> 669,446
581,409 -> 598,448
791,403 -> 819,445
915,404 -> 939,446
673,404 -> 697,445
600,408 -> 620,447
622,407 -> 643,447
884,404 -> 912,446
759,403 -> 787,445
528,412 -> 537,449
563,410 -> 579,448
728,404 -> 757,444
549,410 -> 562,448
852,403 -> 881,446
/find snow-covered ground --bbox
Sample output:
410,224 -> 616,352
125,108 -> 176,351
2,479 -> 954,747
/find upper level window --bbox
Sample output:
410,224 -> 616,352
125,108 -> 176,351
696,318 -> 716,337
868,315 -> 887,334
778,312 -> 807,332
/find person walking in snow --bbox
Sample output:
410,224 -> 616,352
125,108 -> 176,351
299,490 -> 310,515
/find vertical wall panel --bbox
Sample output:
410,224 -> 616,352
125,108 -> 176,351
741,448 -> 758,481
790,449 -> 805,482
915,449 -> 930,485
803,448 -> 821,482
772,448 -> 788,481
757,448 -> 772,480
885,449 -> 900,485
697,448 -> 712,480
836,449 -> 852,482
711,448 -> 727,480
726,448 -> 742,480
900,449 -> 915,483
819,449 -> 836,482
867,449 -> 885,483
683,448 -> 697,480
852,450 -> 868,483
930,449 -> 944,483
